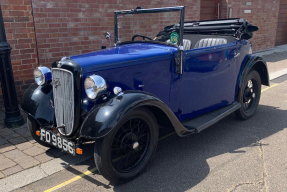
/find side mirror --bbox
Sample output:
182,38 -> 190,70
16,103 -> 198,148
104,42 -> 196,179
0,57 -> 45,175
104,32 -> 111,48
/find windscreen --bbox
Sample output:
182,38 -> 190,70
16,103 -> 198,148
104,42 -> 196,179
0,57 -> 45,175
116,11 -> 180,44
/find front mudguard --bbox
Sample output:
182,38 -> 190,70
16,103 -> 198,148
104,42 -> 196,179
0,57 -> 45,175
21,83 -> 55,127
79,91 -> 189,139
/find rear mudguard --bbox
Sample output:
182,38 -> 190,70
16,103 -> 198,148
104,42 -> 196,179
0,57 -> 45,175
79,91 -> 190,139
21,83 -> 55,127
237,55 -> 270,97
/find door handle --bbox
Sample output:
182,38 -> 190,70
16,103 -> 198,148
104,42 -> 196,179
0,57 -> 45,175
234,52 -> 240,58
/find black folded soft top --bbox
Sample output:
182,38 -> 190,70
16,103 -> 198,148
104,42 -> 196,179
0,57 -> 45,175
157,18 -> 258,41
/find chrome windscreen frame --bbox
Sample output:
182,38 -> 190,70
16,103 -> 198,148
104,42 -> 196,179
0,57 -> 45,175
113,6 -> 185,74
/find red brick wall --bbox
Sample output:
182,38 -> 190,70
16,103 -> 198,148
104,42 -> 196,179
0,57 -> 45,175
31,0 -> 201,67
0,0 -> 282,105
221,0 -> 280,52
0,0 -> 38,104
221,0 -> 228,19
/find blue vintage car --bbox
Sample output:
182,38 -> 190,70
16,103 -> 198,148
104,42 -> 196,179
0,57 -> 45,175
21,6 -> 269,184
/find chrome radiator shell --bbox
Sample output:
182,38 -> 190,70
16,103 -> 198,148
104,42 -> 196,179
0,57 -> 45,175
52,68 -> 74,136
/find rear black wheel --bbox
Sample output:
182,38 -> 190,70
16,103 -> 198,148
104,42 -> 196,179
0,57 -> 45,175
94,108 -> 158,184
236,70 -> 261,120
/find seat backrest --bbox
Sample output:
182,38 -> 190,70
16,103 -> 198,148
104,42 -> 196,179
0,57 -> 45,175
194,38 -> 227,49
166,39 -> 192,50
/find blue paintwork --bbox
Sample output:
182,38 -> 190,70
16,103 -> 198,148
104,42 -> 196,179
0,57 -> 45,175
70,41 -> 249,121
178,42 -> 238,120
71,43 -> 176,73
71,43 -> 178,113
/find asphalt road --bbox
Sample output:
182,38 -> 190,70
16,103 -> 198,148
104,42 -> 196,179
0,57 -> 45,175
15,76 -> 287,192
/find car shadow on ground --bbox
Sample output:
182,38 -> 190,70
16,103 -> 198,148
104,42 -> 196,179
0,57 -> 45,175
57,104 -> 287,191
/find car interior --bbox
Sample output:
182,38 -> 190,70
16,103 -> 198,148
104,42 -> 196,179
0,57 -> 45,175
166,34 -> 236,50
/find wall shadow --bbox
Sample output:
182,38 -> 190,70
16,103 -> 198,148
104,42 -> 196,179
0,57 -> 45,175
262,52 -> 287,63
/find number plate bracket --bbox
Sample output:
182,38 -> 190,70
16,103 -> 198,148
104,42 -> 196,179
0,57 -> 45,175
39,128 -> 76,156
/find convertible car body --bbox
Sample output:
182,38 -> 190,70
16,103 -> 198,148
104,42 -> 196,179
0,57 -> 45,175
21,6 -> 269,184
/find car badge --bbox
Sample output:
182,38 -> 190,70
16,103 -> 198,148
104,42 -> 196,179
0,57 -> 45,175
57,56 -> 69,68
53,78 -> 60,88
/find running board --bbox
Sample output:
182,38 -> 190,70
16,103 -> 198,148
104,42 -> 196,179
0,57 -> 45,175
182,102 -> 241,133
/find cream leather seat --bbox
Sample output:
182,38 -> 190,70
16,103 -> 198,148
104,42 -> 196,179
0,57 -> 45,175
194,38 -> 227,48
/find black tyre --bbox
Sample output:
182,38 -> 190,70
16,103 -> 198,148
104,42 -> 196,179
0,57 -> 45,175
27,118 -> 53,148
235,70 -> 261,120
94,108 -> 158,184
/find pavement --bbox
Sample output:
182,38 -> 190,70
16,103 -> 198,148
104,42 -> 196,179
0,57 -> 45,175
0,110 -> 94,191
0,47 -> 286,191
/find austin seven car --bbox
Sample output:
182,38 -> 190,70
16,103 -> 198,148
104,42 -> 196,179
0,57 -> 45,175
21,6 -> 269,184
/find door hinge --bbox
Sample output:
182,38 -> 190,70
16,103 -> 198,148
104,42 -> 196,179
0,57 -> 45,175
175,49 -> 183,74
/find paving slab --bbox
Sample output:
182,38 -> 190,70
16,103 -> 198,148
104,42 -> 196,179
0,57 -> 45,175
23,146 -> 45,157
0,144 -> 16,153
34,152 -> 54,163
263,52 -> 287,75
3,133 -> 20,140
0,172 -> 4,179
0,128 -> 20,140
25,136 -> 36,144
0,166 -> 47,192
3,149 -> 26,160
14,156 -> 40,169
34,143 -> 51,151
13,127 -> 28,135
2,165 -> 23,176
0,157 -> 17,171
40,152 -> 92,176
46,148 -> 66,158
13,126 -> 30,137
0,128 -> 15,137
8,137 -> 27,145
15,142 -> 33,151
255,44 -> 287,57
0,138 -> 8,145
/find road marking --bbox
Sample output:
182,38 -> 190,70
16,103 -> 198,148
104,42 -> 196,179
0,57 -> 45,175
45,82 -> 280,192
44,167 -> 98,192
261,84 -> 278,92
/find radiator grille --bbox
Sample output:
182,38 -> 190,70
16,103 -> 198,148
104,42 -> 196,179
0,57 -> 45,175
52,69 -> 74,135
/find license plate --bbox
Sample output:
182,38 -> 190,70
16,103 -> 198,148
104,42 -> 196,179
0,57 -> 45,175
40,129 -> 76,156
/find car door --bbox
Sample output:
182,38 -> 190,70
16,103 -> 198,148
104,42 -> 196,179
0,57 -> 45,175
178,43 -> 238,121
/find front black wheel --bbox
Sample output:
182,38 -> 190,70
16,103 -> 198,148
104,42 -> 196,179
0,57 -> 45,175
94,108 -> 158,184
236,70 -> 261,120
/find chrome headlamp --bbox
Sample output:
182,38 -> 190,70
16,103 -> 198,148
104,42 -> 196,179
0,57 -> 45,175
84,75 -> 107,99
33,67 -> 52,86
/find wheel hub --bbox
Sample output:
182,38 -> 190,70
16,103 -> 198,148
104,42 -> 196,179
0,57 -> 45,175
243,79 -> 257,111
120,132 -> 138,153
132,141 -> 139,150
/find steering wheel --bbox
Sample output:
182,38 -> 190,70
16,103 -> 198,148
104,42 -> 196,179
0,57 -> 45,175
132,35 -> 154,41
